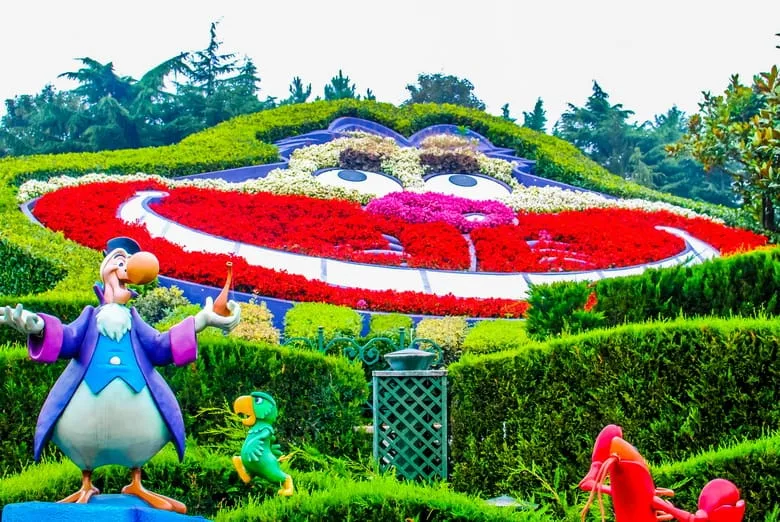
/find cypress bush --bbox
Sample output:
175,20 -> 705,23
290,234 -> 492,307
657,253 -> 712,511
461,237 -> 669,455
448,317 -> 780,499
0,239 -> 66,297
525,247 -> 780,338
283,302 -> 362,340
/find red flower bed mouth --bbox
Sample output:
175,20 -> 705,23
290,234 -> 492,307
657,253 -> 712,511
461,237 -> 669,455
30,180 -> 768,318
31,181 -> 521,317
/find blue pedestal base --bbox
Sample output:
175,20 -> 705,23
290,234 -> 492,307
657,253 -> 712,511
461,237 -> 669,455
2,494 -> 210,522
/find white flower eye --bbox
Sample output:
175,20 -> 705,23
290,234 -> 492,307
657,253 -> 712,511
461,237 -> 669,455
423,173 -> 512,201
314,168 -> 403,197
255,397 -> 264,404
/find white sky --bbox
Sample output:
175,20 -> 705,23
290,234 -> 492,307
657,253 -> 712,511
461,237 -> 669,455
2,0 -> 779,127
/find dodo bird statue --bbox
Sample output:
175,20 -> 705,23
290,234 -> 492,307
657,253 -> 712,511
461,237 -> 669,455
0,237 -> 241,514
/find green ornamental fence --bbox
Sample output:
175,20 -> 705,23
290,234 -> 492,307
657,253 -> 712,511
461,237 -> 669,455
281,327 -> 443,368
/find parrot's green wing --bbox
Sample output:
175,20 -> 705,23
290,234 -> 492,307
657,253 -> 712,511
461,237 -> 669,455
241,426 -> 272,463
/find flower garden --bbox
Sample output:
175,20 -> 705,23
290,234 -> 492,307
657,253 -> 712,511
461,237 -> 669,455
1,100 -> 779,521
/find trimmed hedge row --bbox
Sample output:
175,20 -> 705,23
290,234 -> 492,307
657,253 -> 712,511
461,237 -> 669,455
214,475 -> 550,522
463,319 -> 529,355
0,336 -> 367,476
0,239 -> 66,297
283,301 -> 362,340
0,100 -> 752,305
0,446 -> 551,521
526,247 -> 780,338
3,436 -> 774,521
447,316 -> 780,499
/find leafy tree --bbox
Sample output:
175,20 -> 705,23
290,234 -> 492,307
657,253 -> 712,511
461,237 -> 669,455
281,76 -> 312,105
81,94 -> 140,150
176,23 -> 270,130
324,70 -> 357,100
184,21 -> 238,96
669,66 -> 780,229
500,103 -> 515,122
59,58 -> 135,105
522,97 -> 547,133
638,106 -> 736,207
404,73 -> 485,110
0,85 -> 89,156
364,88 -> 376,101
0,21 -> 269,156
555,82 -> 636,176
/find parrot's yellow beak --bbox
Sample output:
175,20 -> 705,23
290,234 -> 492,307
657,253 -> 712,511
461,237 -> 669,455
233,395 -> 256,426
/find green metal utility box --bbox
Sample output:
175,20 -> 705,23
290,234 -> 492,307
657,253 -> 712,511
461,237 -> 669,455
372,369 -> 448,480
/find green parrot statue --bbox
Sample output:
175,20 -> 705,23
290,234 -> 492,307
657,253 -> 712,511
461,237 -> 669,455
232,391 -> 294,496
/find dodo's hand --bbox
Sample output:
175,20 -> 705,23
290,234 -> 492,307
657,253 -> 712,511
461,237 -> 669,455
0,304 -> 44,336
194,297 -> 241,334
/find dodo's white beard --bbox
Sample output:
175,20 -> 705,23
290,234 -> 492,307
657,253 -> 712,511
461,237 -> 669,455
96,303 -> 132,341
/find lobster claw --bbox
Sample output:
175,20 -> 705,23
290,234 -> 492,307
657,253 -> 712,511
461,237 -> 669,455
579,424 -> 623,490
697,479 -> 746,522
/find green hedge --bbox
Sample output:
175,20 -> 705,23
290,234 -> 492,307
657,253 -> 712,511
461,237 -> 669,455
3,437 -> 774,521
283,302 -> 362,340
462,319 -> 529,354
214,474 -> 551,522
0,336 -> 367,476
447,316 -> 780,499
526,247 -> 780,338
0,445 -> 551,521
0,239 -> 66,296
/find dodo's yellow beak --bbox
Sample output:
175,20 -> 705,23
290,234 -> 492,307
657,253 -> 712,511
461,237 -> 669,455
126,251 -> 159,285
233,395 -> 256,426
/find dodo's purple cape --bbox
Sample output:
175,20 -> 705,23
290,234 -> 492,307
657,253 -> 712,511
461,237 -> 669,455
27,301 -> 197,462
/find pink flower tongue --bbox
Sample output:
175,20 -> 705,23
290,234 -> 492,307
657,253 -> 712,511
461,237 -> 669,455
365,191 -> 515,233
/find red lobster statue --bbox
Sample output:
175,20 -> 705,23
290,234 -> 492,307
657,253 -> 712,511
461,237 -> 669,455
578,425 -> 746,522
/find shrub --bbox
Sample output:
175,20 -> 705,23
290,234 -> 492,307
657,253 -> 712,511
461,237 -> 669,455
462,319 -> 529,354
525,247 -> 780,338
229,300 -> 281,344
525,281 -> 605,340
448,316 -> 780,499
132,285 -> 190,325
0,293 -> 95,345
154,303 -> 204,331
283,302 -> 362,340
0,239 -> 66,296
415,316 -> 468,365
214,474 -> 551,522
368,313 -> 413,340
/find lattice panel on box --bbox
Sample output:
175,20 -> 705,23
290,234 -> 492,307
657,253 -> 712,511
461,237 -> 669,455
372,370 -> 448,480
